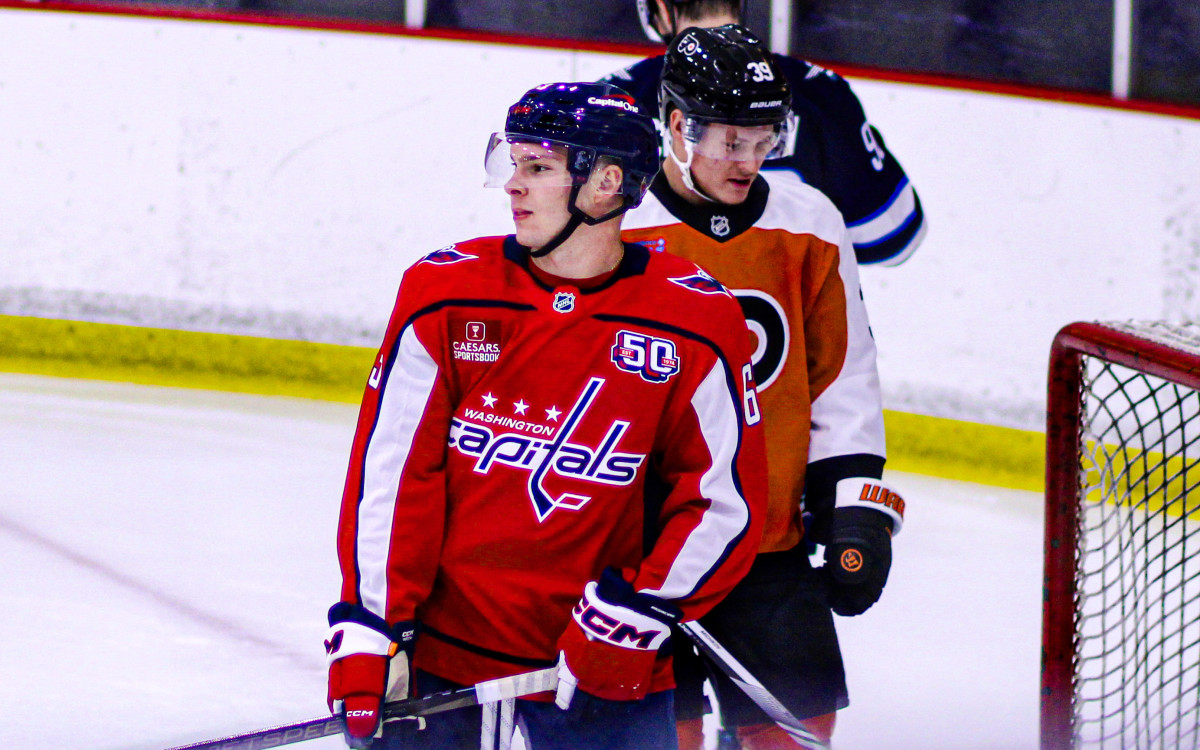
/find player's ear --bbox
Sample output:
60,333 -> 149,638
580,161 -> 624,218
655,0 -> 673,35
594,162 -> 624,196
668,109 -> 687,158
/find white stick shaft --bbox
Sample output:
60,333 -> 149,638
680,621 -> 829,750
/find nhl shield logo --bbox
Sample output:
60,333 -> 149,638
710,215 -> 731,237
552,291 -> 576,313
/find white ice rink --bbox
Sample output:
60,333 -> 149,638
0,373 -> 1044,750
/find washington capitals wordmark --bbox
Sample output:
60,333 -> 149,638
448,377 -> 646,522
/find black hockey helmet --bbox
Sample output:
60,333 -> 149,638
637,0 -> 748,45
659,24 -> 790,128
485,82 -> 660,256
501,81 -> 660,210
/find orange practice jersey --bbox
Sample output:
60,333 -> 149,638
622,171 -> 886,552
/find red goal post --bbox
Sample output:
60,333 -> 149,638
1042,321 -> 1200,750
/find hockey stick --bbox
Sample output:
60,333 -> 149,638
680,621 -> 830,750
164,666 -> 558,750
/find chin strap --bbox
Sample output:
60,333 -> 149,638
528,184 -> 636,258
666,134 -> 717,204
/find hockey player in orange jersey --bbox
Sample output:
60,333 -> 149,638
621,25 -> 907,750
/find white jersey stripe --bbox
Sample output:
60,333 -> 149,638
357,325 -> 439,619
846,178 -> 918,248
808,221 -> 887,462
874,216 -> 928,267
647,360 -> 750,600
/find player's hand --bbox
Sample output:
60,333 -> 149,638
555,567 -> 681,708
325,603 -> 415,749
822,506 -> 894,616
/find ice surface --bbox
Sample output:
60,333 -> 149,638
0,374 -> 1042,749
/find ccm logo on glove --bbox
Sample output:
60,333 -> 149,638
324,604 -> 415,750
575,590 -> 669,650
555,568 -> 681,707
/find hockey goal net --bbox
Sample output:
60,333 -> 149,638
1042,321 -> 1200,750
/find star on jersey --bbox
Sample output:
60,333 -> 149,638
514,400 -> 529,415
545,406 -> 561,421
482,393 -> 498,408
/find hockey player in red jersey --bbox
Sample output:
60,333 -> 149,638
620,26 -> 907,750
324,81 -> 768,750
605,0 -> 926,266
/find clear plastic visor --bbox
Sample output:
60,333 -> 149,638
682,118 -> 789,162
483,134 -> 577,189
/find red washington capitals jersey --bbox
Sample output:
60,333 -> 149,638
335,236 -> 767,690
602,54 -> 926,266
622,172 -> 887,554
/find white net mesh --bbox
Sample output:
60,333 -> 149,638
1073,322 -> 1200,748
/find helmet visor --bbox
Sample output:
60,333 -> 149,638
683,118 -> 790,162
483,133 -> 578,189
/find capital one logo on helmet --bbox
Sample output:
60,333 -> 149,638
587,96 -> 640,113
448,377 -> 646,522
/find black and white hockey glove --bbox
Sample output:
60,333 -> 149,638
819,478 -> 905,617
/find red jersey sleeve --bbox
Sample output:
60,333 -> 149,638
630,297 -> 768,621
335,268 -> 453,626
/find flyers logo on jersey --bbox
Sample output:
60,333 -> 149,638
419,245 -> 478,265
448,377 -> 646,522
669,267 -> 730,297
611,330 -> 680,383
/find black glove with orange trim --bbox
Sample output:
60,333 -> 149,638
822,506 -> 893,616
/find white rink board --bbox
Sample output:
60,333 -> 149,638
2,7 -> 1199,430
